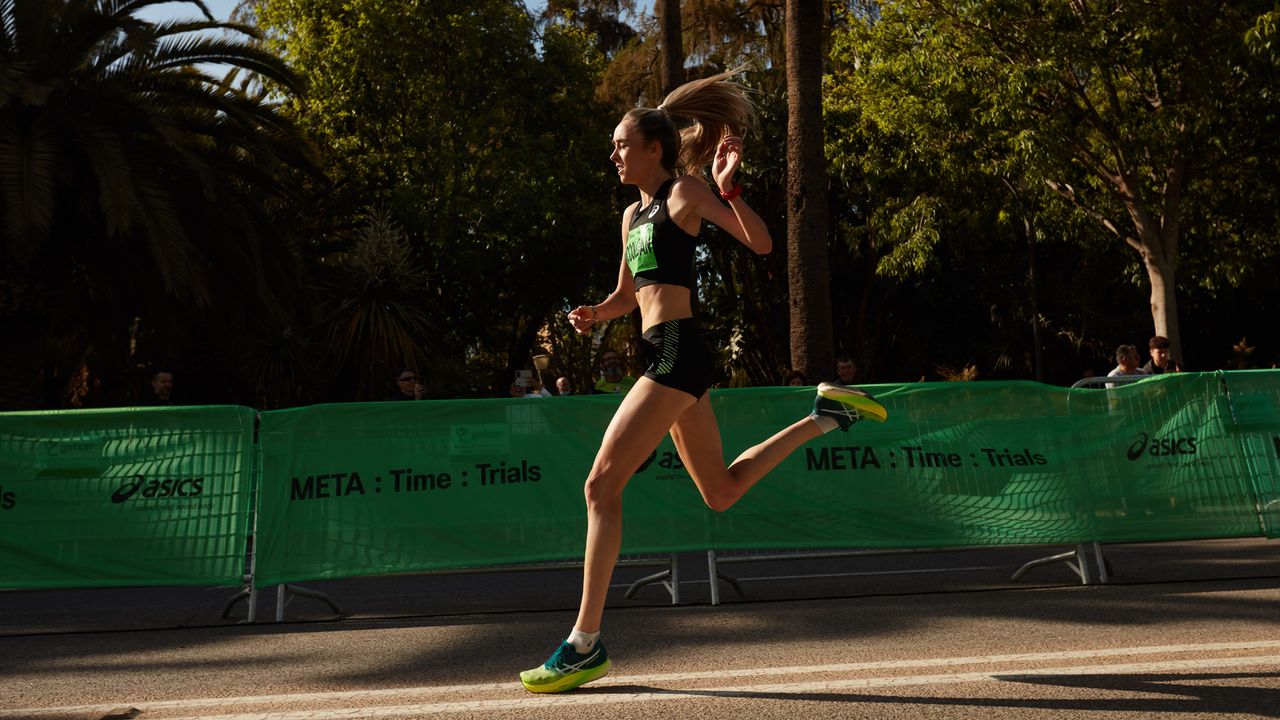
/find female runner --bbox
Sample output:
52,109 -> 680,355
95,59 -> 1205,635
520,70 -> 888,693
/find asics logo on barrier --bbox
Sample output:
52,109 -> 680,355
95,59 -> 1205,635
636,451 -> 657,474
1126,432 -> 1198,461
111,474 -> 205,503
635,449 -> 685,475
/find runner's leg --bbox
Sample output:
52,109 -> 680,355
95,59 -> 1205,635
668,393 -> 823,512
573,377 -> 699,633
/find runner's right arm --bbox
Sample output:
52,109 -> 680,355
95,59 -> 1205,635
568,203 -> 640,335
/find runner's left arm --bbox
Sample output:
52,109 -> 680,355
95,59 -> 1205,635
676,135 -> 771,255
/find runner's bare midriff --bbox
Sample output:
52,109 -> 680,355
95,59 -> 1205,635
636,283 -> 693,332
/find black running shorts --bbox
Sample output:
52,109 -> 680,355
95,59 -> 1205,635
640,318 -> 713,399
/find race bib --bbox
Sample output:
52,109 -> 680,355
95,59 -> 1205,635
626,223 -> 657,276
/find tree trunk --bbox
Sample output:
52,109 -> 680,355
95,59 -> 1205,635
656,0 -> 683,96
1024,216 -> 1044,382
1129,179 -> 1183,366
1048,150 -> 1188,370
1144,249 -> 1181,366
785,0 -> 834,382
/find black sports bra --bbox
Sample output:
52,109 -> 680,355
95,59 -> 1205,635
625,178 -> 697,291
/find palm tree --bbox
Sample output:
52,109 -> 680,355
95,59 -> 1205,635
0,0 -> 319,407
785,0 -> 834,381
315,208 -> 437,402
656,0 -> 682,94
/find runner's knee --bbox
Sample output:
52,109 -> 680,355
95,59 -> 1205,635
583,469 -> 625,512
702,494 -> 735,513
698,482 -> 737,513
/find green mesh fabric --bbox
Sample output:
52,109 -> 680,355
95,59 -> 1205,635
0,406 -> 255,588
252,372 -> 1278,586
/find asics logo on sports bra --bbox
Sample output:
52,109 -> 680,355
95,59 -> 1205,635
648,202 -> 661,218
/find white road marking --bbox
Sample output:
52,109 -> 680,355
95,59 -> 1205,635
137,655 -> 1280,720
7,639 -> 1280,719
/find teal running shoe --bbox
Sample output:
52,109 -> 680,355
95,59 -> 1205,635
520,640 -> 611,693
814,382 -> 888,430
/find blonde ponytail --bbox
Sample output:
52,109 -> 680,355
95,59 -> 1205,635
661,68 -> 755,176
623,68 -> 755,177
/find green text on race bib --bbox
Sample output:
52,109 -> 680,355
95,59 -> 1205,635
627,223 -> 658,276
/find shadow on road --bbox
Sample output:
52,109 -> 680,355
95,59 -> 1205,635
597,671 -> 1280,717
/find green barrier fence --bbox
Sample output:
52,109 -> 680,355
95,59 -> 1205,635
254,372 -> 1279,587
1221,370 -> 1280,538
707,373 -> 1262,551
255,397 -> 621,586
0,406 -> 256,589
2,372 -> 1274,590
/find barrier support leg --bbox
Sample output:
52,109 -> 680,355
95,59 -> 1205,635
1091,542 -> 1112,584
273,584 -> 344,622
220,588 -> 249,619
669,554 -> 680,604
221,575 -> 257,622
706,551 -> 744,606
708,551 -> 720,606
624,554 -> 681,604
1012,544 -> 1092,585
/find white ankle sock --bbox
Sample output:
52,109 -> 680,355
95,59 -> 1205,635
810,411 -> 839,434
567,629 -> 600,654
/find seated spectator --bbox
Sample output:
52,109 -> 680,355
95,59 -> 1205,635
784,370 -> 806,387
555,376 -> 575,396
1142,335 -> 1181,374
389,368 -> 425,400
526,377 -> 552,398
1106,344 -> 1147,387
593,348 -> 637,395
834,356 -> 858,386
146,369 -> 175,405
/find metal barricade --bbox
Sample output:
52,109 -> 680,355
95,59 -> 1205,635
1010,373 -> 1152,584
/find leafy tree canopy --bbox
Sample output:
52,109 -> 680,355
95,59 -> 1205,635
827,0 -> 1280,366
256,0 -> 620,395
0,0 -> 319,406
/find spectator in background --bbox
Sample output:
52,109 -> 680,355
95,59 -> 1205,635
1106,344 -> 1147,388
835,356 -> 858,386
593,348 -> 637,394
389,368 -> 425,401
556,376 -> 575,396
1142,335 -> 1180,374
526,376 -> 553,398
509,381 -> 527,398
784,370 -> 806,387
147,369 -> 174,405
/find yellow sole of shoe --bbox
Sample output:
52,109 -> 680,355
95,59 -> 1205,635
521,659 -> 612,693
817,383 -> 889,423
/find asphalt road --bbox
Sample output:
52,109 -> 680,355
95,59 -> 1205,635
2,538 -> 1278,720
